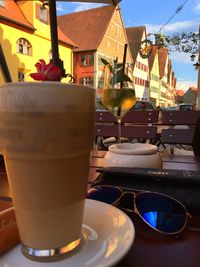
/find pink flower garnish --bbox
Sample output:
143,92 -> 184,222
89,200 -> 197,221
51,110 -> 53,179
30,59 -> 63,81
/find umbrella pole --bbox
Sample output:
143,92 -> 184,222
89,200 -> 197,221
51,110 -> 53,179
48,0 -> 65,75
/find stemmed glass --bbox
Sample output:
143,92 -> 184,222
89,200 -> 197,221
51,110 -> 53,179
101,58 -> 136,143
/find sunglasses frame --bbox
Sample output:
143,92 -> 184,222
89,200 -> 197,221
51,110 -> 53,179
87,185 -> 189,235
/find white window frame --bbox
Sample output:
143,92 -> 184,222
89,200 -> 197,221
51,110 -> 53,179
81,54 -> 94,66
16,38 -> 32,56
80,77 -> 94,87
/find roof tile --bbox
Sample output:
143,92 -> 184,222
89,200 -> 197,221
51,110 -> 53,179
126,26 -> 145,64
148,45 -> 158,72
0,0 -> 34,29
57,5 -> 115,51
158,47 -> 168,78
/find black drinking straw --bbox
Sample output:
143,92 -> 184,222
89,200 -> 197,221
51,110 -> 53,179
120,43 -> 127,89
117,43 -> 127,118
0,43 -> 12,82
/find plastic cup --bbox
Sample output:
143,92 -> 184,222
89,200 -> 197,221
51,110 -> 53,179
0,82 -> 95,261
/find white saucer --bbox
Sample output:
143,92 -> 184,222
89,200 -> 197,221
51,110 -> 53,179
0,199 -> 135,267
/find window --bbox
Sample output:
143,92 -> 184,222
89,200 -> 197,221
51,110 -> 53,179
0,0 -> 5,7
80,77 -> 94,87
16,38 -> 32,56
150,86 -> 158,93
151,74 -> 159,82
114,42 -> 118,52
115,25 -> 119,36
18,71 -> 25,82
81,54 -> 94,66
39,6 -> 48,22
36,3 -> 49,24
106,40 -> 110,48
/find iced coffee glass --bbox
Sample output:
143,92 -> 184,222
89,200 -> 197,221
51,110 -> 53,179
0,82 -> 95,261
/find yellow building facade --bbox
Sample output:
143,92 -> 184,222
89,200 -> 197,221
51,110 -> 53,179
149,53 -> 160,106
0,0 -> 75,85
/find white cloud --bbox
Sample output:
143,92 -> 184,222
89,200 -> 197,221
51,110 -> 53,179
73,3 -> 104,12
146,20 -> 199,35
56,4 -> 67,13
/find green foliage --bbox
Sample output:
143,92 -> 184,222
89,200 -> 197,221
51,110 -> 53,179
166,32 -> 200,55
146,32 -> 199,56
100,58 -> 132,86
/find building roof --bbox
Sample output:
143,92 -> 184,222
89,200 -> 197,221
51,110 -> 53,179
167,59 -> 172,83
126,26 -> 145,64
57,5 -> 115,51
0,0 -> 76,47
190,86 -> 197,92
148,45 -> 158,72
176,89 -> 184,96
0,0 -> 34,30
158,47 -> 168,78
57,27 -> 77,47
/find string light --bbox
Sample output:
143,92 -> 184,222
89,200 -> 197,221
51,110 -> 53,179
158,0 -> 189,34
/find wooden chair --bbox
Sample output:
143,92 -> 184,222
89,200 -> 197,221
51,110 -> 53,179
95,111 -> 117,149
95,110 -> 117,124
160,110 -> 200,125
160,110 -> 200,154
96,124 -> 157,139
122,110 -> 159,124
95,110 -> 159,149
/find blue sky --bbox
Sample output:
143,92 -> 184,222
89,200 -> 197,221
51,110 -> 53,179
57,0 -> 200,90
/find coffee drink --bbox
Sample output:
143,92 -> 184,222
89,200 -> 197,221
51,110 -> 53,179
0,82 -> 95,260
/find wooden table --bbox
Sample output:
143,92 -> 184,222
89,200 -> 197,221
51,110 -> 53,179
89,149 -> 200,184
1,151 -> 200,267
88,149 -> 200,267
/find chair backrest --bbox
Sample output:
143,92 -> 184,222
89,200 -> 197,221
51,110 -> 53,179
161,128 -> 195,145
96,124 -> 118,138
96,124 -> 157,140
121,125 -> 157,139
160,110 -> 200,147
95,110 -> 159,149
160,110 -> 200,125
192,117 -> 200,155
122,110 -> 159,124
95,110 -> 117,123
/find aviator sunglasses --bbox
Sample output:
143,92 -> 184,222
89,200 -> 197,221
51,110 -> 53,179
87,186 -> 188,235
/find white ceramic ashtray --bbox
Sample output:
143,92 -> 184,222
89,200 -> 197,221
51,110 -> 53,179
104,143 -> 162,168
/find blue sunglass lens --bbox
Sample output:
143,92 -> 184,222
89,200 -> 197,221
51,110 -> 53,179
135,192 -> 186,234
87,187 -> 122,204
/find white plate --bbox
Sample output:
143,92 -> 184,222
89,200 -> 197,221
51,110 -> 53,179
0,199 -> 135,267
